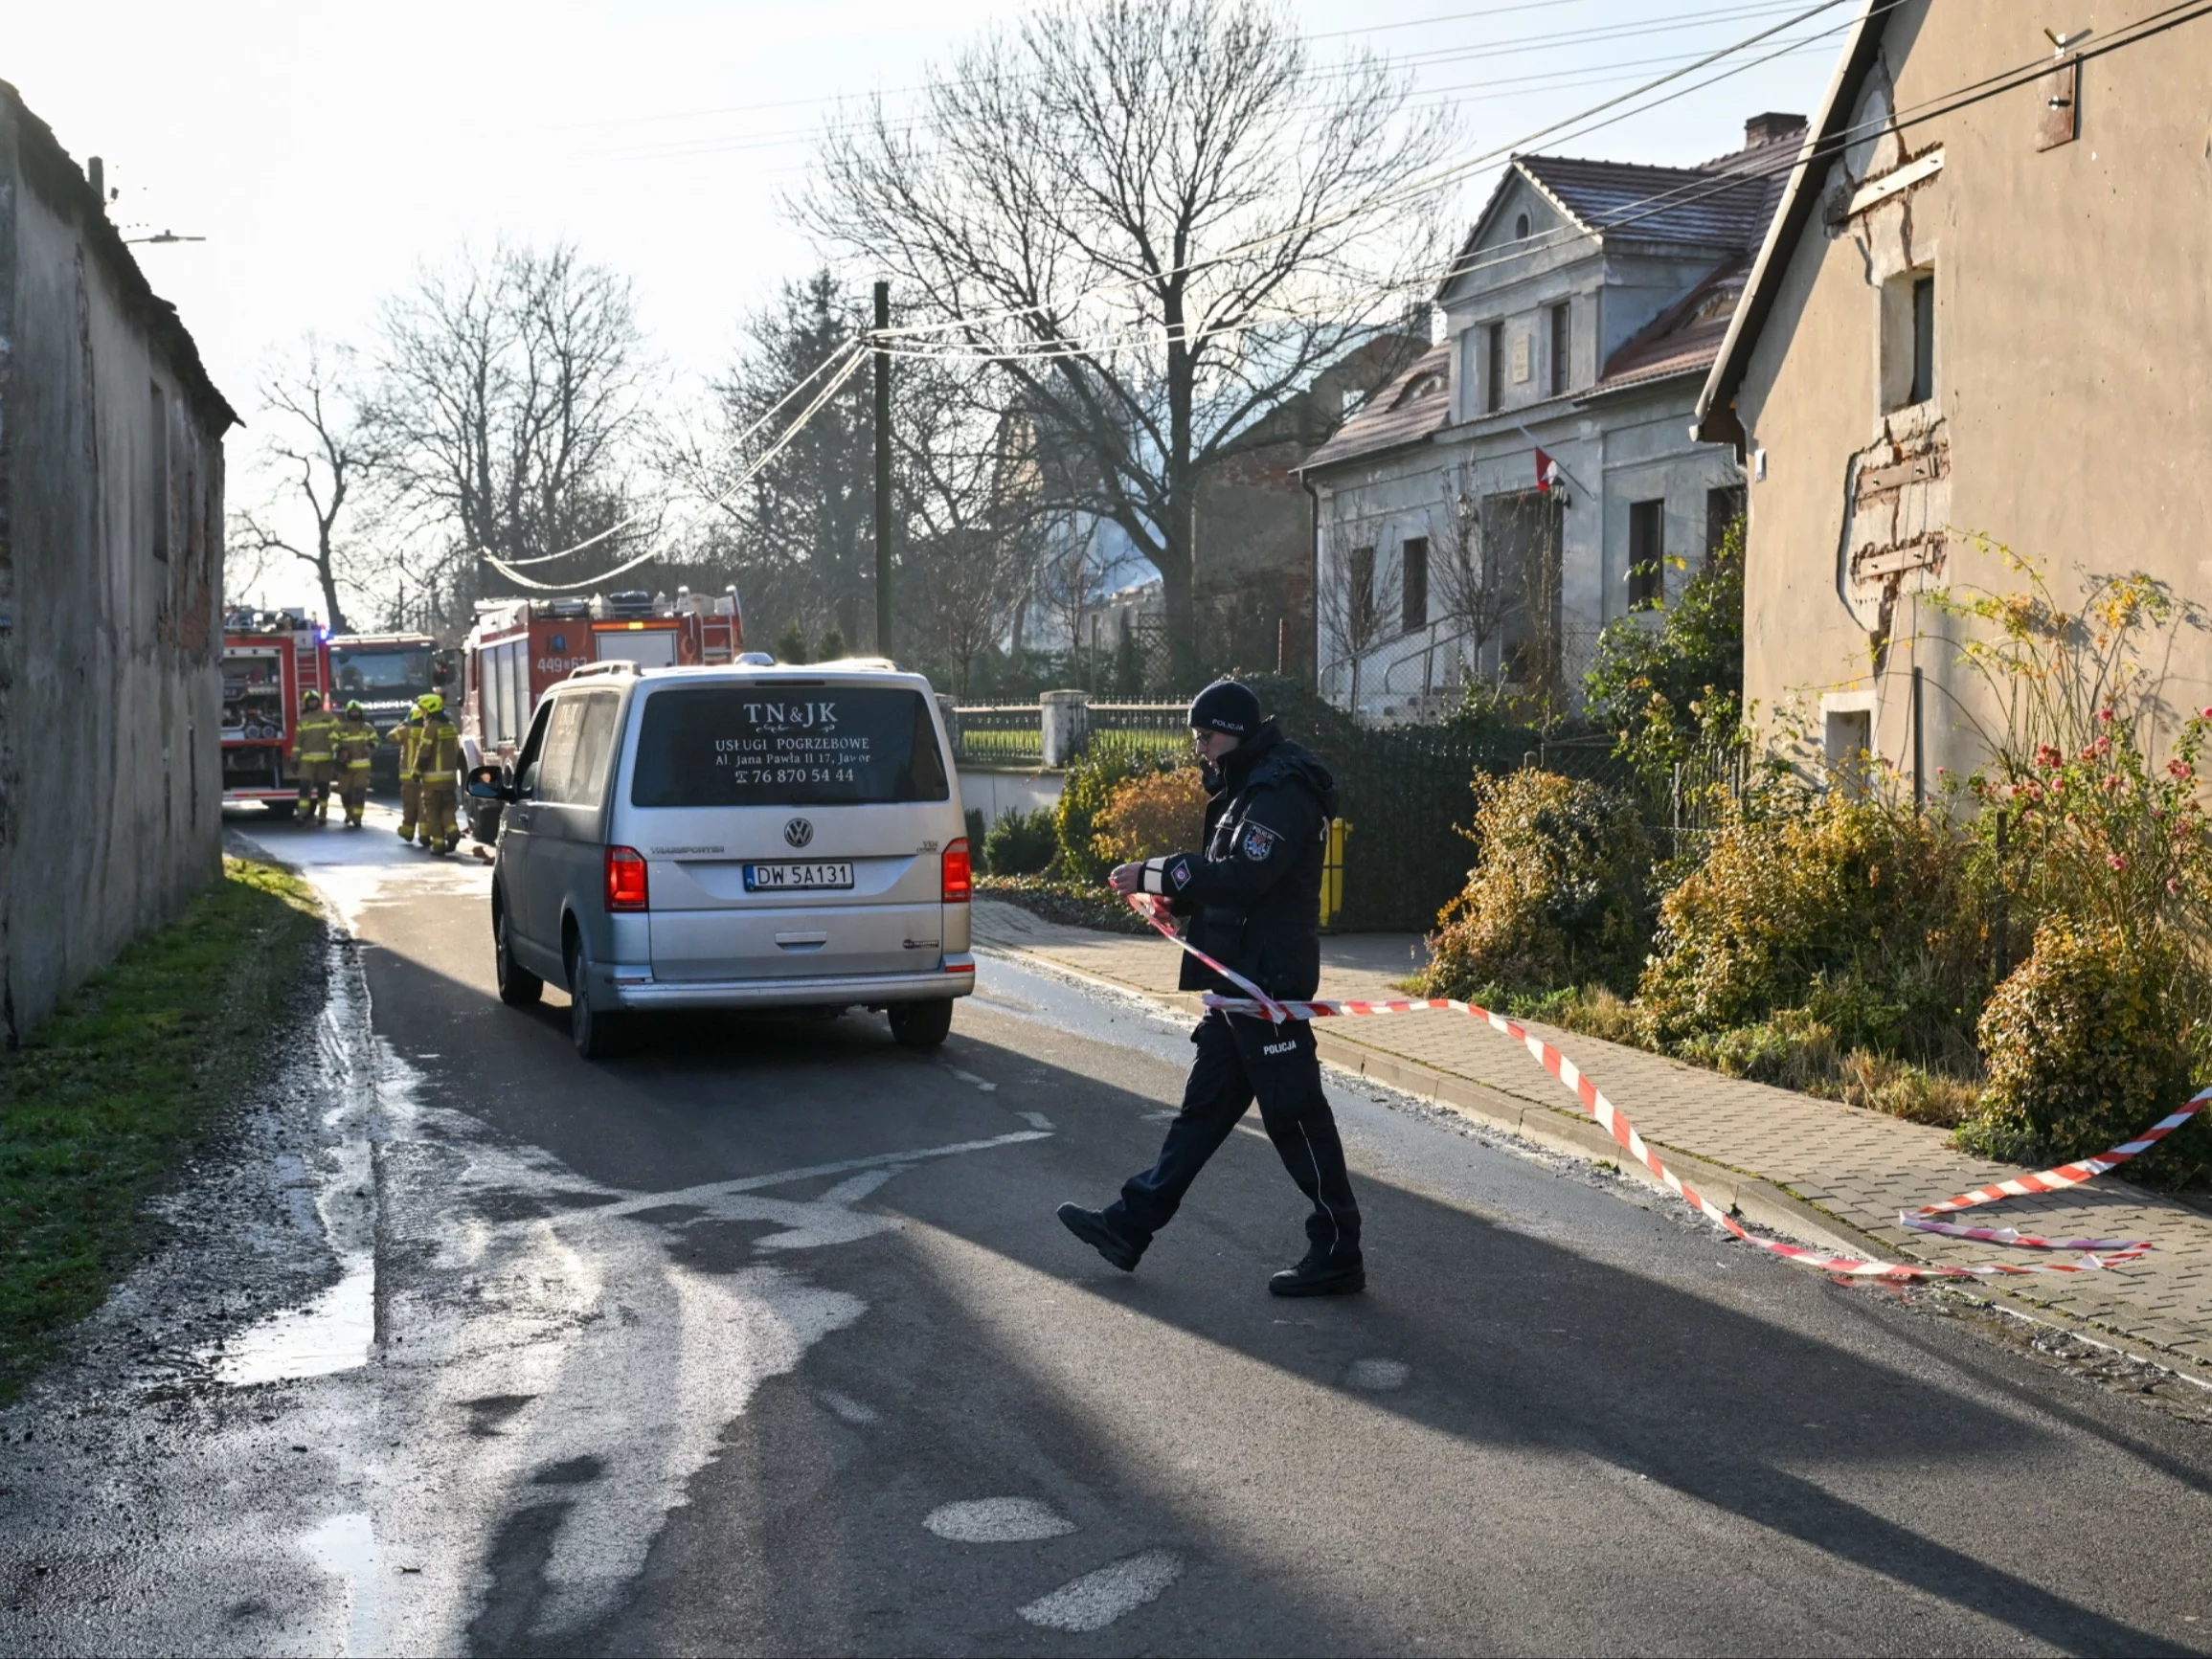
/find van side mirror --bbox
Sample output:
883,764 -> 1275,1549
466,763 -> 513,803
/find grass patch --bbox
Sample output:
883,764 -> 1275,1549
0,856 -> 324,1401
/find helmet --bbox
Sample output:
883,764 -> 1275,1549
303,690 -> 323,710
345,700 -> 364,717
418,693 -> 444,717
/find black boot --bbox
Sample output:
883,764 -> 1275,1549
1269,1246 -> 1365,1297
1057,1203 -> 1141,1272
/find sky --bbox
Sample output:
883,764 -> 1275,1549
6,0 -> 1850,614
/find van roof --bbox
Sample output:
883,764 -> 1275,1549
559,660 -> 934,692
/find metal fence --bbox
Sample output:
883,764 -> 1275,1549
1086,702 -> 1189,766
949,705 -> 1045,770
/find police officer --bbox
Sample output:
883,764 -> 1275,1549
1057,679 -> 1365,1296
291,690 -> 337,823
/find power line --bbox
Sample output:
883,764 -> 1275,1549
869,0 -> 1857,346
578,0 -> 1827,165
485,346 -> 871,593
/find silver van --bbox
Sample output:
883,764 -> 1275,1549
467,660 -> 974,1058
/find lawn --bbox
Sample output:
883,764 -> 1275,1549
0,856 -> 324,1400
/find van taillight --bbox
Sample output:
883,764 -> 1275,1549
605,845 -> 649,911
941,837 -> 972,903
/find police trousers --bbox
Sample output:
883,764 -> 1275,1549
1105,1011 -> 1361,1262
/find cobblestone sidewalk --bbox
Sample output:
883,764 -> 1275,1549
971,899 -> 2212,1371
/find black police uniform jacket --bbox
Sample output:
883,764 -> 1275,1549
1137,720 -> 1338,1001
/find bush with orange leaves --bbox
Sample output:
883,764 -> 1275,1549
1091,766 -> 1209,865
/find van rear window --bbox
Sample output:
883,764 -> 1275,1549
629,686 -> 950,807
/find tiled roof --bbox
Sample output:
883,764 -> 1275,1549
1296,343 -> 1452,473
1518,151 -> 1787,251
1590,263 -> 1749,396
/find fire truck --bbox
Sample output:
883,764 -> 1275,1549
459,588 -> 742,837
220,608 -> 331,817
327,631 -> 444,789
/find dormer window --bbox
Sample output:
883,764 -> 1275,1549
1402,372 -> 1445,404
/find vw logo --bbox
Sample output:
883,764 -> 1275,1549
783,818 -> 814,849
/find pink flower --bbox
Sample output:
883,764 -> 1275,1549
2105,774 -> 2125,792
2109,854 -> 2130,870
2036,744 -> 2064,770
2171,759 -> 2195,779
2099,706 -> 2116,723
2168,879 -> 2180,896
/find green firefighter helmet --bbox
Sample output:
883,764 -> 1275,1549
418,693 -> 444,717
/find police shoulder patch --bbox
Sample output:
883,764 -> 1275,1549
1169,857 -> 1193,889
1243,823 -> 1277,862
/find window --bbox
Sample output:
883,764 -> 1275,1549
1400,537 -> 1429,633
1825,708 -> 1873,780
1347,546 -> 1377,639
1514,212 -> 1530,239
531,691 -> 621,805
148,382 -> 170,562
1909,272 -> 1935,405
1548,302 -> 1571,396
1628,499 -> 1665,608
1484,322 -> 1503,414
630,685 -> 950,808
1883,265 -> 1936,411
1705,484 -> 1746,556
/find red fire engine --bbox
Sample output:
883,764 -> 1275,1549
220,608 -> 332,817
459,588 -> 743,774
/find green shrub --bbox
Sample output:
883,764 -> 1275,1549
974,874 -> 1156,934
982,807 -> 1058,876
1053,746 -> 1169,881
1959,920 -> 2205,1178
1421,770 -> 1651,1000
1634,791 -> 1993,1057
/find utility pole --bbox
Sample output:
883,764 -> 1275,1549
873,280 -> 893,660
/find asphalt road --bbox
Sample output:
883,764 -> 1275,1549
7,805 -> 2212,1656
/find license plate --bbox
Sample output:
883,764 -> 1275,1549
743,862 -> 855,892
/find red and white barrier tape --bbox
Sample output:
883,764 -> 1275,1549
1125,894 -> 2208,1280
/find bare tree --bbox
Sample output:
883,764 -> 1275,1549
1430,467 -> 1511,683
1317,514 -> 1383,717
227,336 -> 383,632
801,0 -> 1451,680
364,239 -> 662,623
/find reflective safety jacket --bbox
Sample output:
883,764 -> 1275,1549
332,717 -> 377,771
388,714 -> 425,772
413,715 -> 461,782
293,710 -> 338,764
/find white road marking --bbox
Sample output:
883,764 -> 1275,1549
1018,1111 -> 1054,1132
819,1390 -> 879,1425
1018,1550 -> 1183,1632
950,1067 -> 1000,1092
923,1498 -> 1076,1543
1343,1358 -> 1411,1391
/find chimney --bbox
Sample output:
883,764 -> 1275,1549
1744,113 -> 1806,149
86,155 -> 103,208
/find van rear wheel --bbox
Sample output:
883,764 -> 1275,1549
889,998 -> 955,1050
567,933 -> 634,1060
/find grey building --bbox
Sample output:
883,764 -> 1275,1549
1299,114 -> 1801,720
0,81 -> 237,1042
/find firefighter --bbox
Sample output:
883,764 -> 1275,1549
390,700 -> 427,841
332,701 -> 377,828
291,690 -> 338,823
412,693 -> 463,855
1056,679 -> 1363,1296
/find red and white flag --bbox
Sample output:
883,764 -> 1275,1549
1534,447 -> 1564,492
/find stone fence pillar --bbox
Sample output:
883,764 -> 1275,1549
1040,689 -> 1091,768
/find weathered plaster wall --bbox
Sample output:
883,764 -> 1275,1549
1734,0 -> 2212,779
0,101 -> 227,1042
